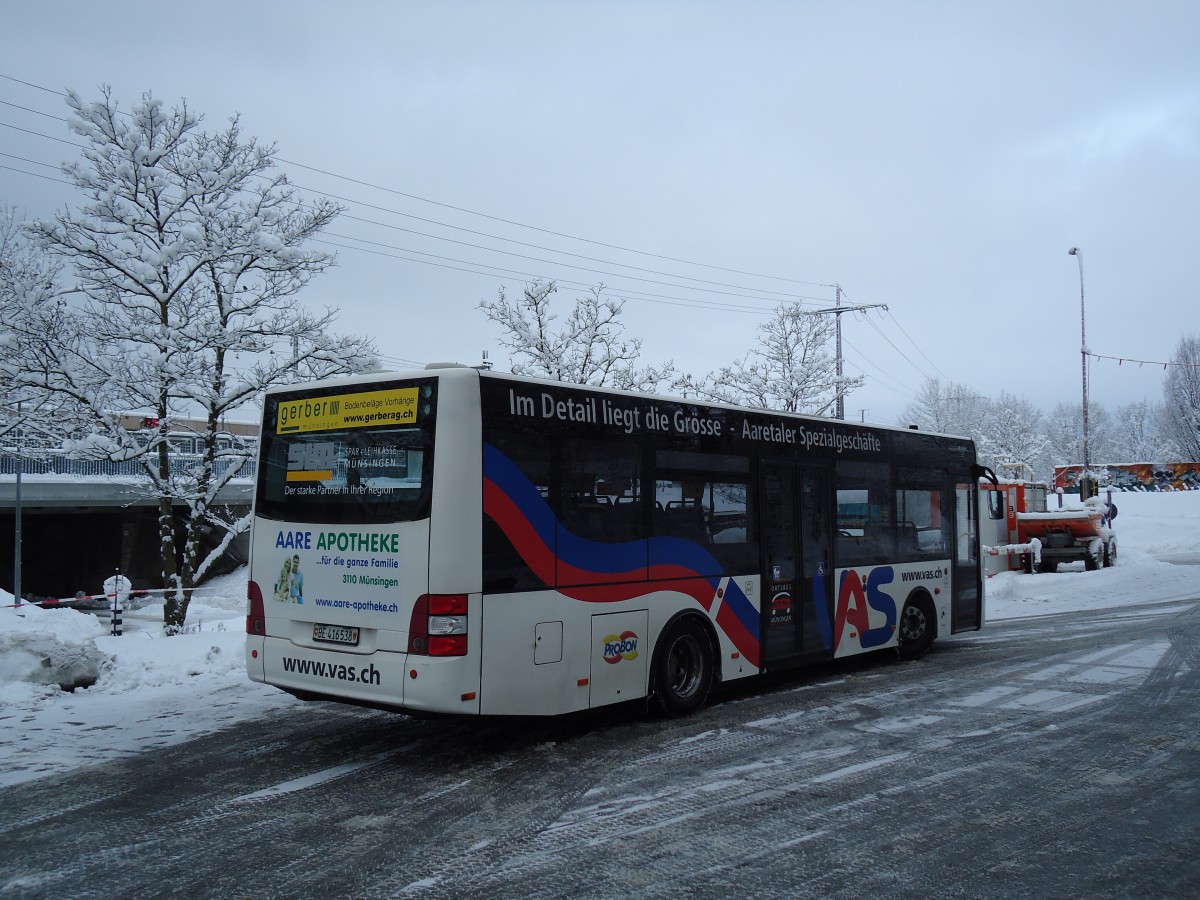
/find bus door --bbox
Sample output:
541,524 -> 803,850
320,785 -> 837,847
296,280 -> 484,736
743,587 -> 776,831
760,461 -> 833,669
952,476 -> 983,631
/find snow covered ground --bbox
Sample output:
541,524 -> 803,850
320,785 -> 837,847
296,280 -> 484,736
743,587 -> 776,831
1,489 -> 1197,788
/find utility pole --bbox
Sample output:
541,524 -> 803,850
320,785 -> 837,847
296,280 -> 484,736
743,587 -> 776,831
835,285 -> 843,421
13,398 -> 21,608
811,285 -> 887,420
1068,247 -> 1090,496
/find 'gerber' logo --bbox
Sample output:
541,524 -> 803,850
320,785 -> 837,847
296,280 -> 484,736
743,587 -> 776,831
602,631 -> 639,664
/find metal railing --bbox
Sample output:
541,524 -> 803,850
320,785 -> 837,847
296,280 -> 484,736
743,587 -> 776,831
0,447 -> 257,481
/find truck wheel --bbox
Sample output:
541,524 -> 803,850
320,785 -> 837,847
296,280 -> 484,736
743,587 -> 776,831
1037,558 -> 1057,574
653,617 -> 714,717
1085,549 -> 1100,571
1103,539 -> 1117,568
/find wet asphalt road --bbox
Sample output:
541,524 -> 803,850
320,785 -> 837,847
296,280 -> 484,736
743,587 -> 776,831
2,598 -> 1199,899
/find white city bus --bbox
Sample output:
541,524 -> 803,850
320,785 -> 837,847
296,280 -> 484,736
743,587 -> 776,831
246,365 -> 988,716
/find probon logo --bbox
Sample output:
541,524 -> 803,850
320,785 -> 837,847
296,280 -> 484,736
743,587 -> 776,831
602,631 -> 639,664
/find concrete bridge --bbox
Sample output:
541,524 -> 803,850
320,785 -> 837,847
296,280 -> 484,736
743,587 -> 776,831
0,449 -> 255,601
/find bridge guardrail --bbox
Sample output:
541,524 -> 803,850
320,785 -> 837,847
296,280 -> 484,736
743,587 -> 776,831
0,450 -> 257,481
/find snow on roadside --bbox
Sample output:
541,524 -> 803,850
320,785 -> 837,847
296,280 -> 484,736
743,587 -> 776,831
0,490 -> 1197,787
0,571 -> 294,787
985,489 -> 1200,620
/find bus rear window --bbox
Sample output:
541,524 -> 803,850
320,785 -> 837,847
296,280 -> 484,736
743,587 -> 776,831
255,381 -> 435,524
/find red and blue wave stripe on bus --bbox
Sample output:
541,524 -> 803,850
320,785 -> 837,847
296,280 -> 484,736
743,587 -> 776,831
483,443 -> 761,667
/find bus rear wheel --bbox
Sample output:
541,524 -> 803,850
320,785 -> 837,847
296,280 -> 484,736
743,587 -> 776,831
898,596 -> 935,660
653,617 -> 714,717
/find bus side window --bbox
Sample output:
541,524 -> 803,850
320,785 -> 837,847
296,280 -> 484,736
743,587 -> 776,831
560,440 -> 645,546
653,495 -> 708,544
557,439 -> 648,584
895,487 -> 950,561
653,451 -> 756,574
836,461 -> 893,566
482,433 -> 554,593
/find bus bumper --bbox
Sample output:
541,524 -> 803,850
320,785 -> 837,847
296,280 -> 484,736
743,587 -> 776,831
256,636 -> 482,714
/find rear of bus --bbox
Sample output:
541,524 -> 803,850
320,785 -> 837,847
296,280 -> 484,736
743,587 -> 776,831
245,368 -> 485,714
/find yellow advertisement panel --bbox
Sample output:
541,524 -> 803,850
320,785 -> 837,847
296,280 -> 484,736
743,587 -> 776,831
276,387 -> 419,435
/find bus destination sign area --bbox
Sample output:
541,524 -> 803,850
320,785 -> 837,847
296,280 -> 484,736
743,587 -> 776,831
488,380 -> 884,457
276,387 -> 419,435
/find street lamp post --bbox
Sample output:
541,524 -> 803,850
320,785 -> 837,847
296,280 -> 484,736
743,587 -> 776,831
1068,247 -> 1090,496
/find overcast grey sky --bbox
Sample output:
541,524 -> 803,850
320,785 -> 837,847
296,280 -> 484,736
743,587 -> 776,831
2,1 -> 1197,425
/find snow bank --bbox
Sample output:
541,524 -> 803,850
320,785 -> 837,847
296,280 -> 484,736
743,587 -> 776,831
0,576 -> 250,702
984,488 -> 1200,619
92,609 -> 245,693
0,571 -> 291,787
0,602 -> 107,703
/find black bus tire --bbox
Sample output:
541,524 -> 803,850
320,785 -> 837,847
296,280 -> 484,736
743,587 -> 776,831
898,594 -> 936,660
653,617 -> 714,717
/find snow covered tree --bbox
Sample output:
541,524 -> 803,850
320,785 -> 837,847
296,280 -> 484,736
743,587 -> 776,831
1161,335 -> 1200,461
1112,400 -> 1168,463
900,377 -> 988,438
0,206 -> 89,448
976,392 -> 1049,478
8,88 -> 377,631
1046,401 -> 1121,464
481,279 -> 676,390
0,209 -> 54,436
1085,403 -> 1119,465
693,303 -> 860,415
1044,401 -> 1085,468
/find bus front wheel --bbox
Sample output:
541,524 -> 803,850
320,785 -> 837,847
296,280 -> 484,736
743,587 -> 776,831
898,595 -> 936,660
653,617 -> 714,717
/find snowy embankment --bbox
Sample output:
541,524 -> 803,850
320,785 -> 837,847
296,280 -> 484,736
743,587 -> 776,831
0,573 -> 284,786
985,489 -> 1200,619
1,490 -> 1198,787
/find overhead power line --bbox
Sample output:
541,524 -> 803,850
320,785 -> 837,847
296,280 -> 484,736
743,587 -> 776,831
326,202 -> 825,304
0,161 -> 68,184
315,236 -> 790,316
324,228 -> 818,309
0,119 -> 79,147
881,307 -> 949,381
0,106 -> 832,311
0,69 -> 962,408
1087,352 -> 1200,370
0,71 -> 834,294
276,154 -> 834,289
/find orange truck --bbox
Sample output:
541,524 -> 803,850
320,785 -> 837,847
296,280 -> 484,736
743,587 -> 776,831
981,466 -> 1117,574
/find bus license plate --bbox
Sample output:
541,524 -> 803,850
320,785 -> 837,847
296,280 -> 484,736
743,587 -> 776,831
313,623 -> 359,646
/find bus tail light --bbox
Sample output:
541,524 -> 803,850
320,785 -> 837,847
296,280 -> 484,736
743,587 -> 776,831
246,581 -> 266,636
408,594 -> 468,656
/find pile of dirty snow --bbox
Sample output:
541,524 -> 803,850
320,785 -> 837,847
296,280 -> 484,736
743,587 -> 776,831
0,571 -> 291,786
0,573 -> 250,705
